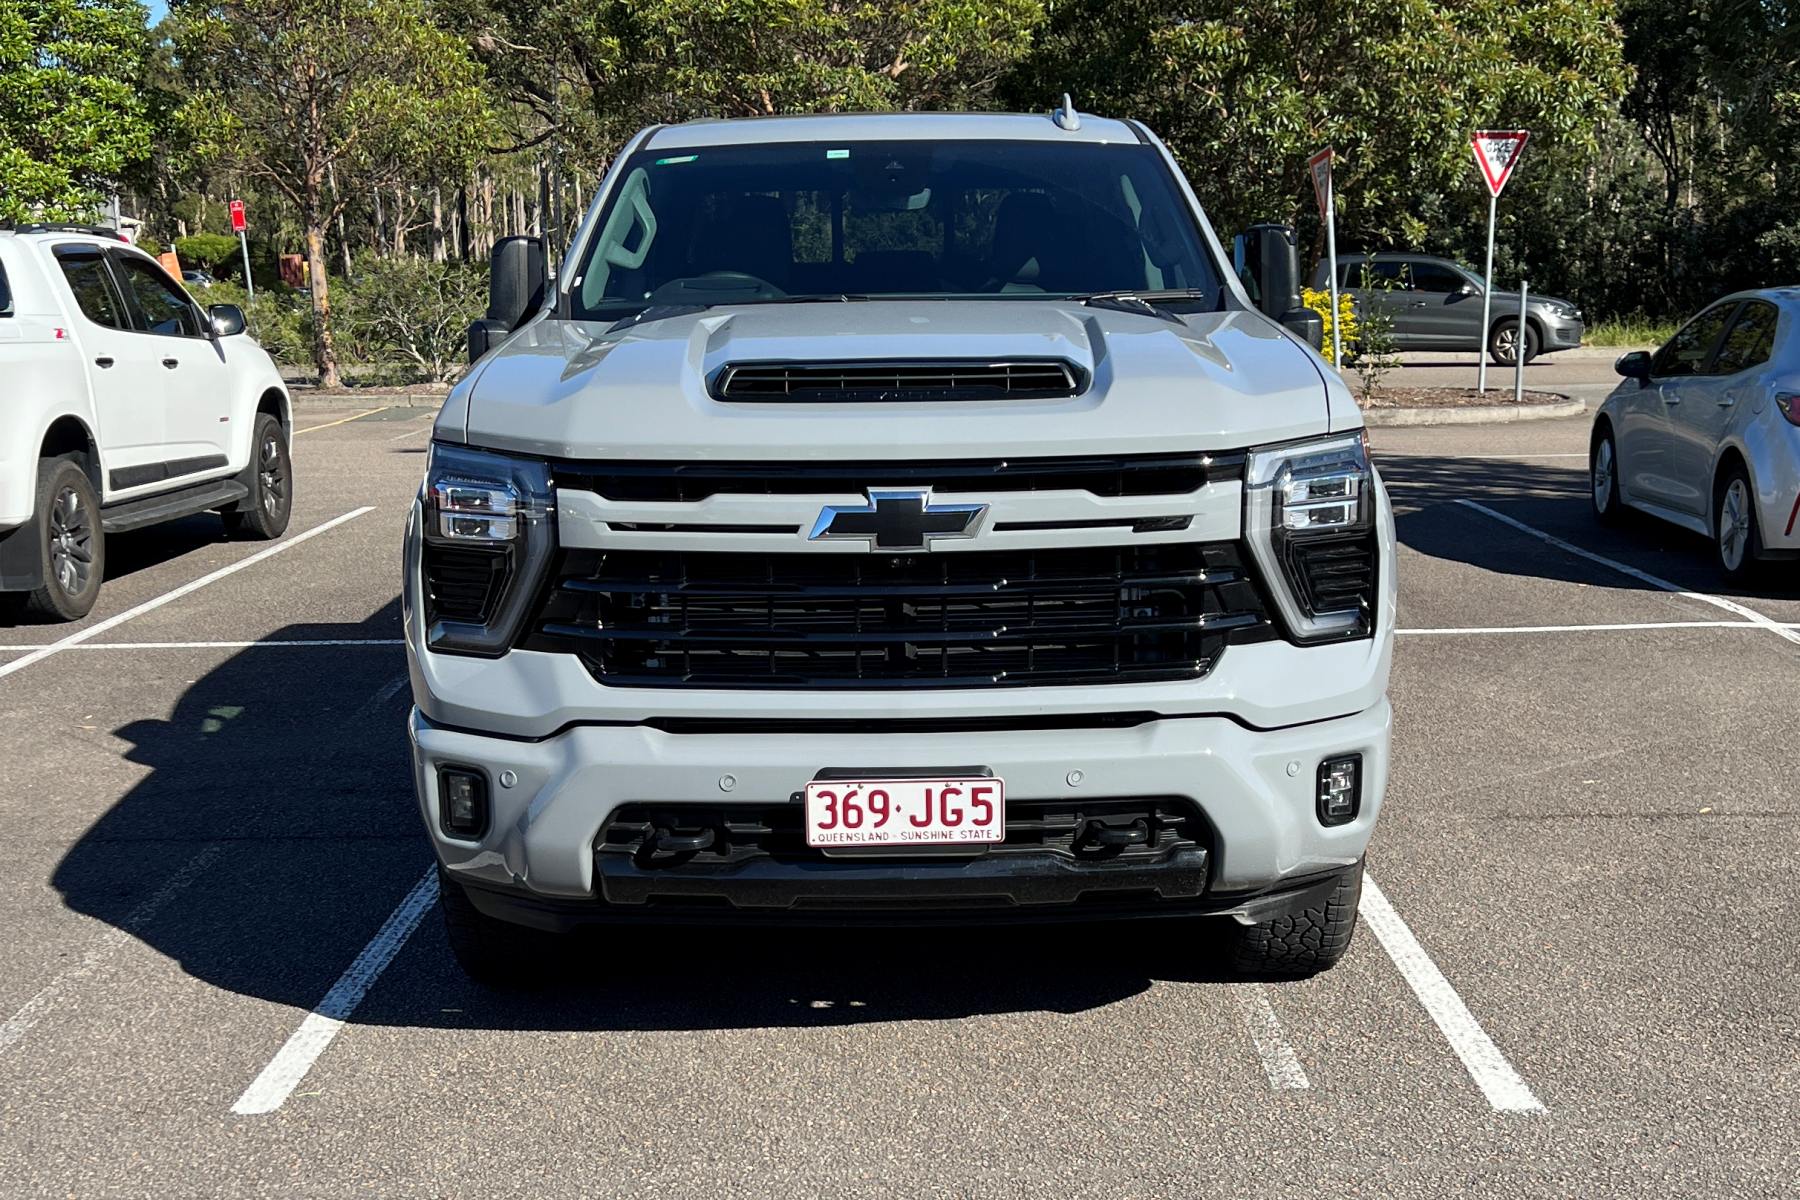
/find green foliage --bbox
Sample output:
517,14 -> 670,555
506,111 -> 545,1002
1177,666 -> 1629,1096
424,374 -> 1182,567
337,256 -> 486,383
1009,1 -> 1629,243
1585,317 -> 1677,347
171,0 -> 494,385
174,231 -> 239,274
0,0 -> 153,220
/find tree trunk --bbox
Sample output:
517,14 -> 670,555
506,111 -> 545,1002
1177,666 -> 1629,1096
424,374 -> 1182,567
431,188 -> 445,262
304,216 -> 340,390
394,185 -> 407,258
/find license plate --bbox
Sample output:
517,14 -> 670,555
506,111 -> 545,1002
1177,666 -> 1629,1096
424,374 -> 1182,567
804,777 -> 1005,849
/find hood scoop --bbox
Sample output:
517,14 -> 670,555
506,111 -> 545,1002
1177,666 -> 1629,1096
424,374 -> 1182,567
711,358 -> 1085,403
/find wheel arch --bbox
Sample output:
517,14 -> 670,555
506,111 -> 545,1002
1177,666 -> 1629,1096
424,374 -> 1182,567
39,415 -> 101,491
1711,443 -> 1753,520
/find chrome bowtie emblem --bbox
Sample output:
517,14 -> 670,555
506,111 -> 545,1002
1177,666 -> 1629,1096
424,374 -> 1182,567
809,489 -> 987,551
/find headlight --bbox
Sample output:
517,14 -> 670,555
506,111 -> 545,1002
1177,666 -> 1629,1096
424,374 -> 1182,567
418,442 -> 556,656
1244,433 -> 1377,643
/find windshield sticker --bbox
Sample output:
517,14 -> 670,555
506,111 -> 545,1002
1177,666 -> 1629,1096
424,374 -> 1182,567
654,154 -> 698,165
826,148 -> 850,160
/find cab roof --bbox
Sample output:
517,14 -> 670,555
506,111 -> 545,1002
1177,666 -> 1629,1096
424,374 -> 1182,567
644,110 -> 1146,150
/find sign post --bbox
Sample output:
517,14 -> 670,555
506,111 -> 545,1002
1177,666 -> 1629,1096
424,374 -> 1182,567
1471,131 -> 1529,392
230,200 -> 253,301
1514,281 -> 1529,404
1309,147 -> 1341,368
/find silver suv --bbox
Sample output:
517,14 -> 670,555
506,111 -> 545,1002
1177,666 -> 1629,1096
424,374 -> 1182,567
404,110 -> 1395,983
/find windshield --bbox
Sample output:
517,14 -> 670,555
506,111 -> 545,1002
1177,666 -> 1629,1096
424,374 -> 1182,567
567,139 -> 1224,319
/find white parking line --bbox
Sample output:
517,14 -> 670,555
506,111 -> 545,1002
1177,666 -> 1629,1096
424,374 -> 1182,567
0,639 -> 403,653
231,867 -> 438,1116
1360,875 -> 1544,1114
1398,620 -> 1777,635
1458,499 -> 1800,647
0,508 -> 375,680
0,846 -> 223,1059
1230,984 -> 1310,1090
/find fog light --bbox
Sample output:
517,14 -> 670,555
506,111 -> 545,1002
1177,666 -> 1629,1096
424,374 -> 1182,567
438,767 -> 489,839
1317,755 -> 1361,826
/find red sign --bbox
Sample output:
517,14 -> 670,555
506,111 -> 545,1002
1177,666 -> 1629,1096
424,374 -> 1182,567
1471,131 -> 1529,197
229,199 -> 247,232
1308,148 -> 1334,218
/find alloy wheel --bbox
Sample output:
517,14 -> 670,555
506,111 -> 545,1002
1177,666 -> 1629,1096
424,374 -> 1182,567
1719,478 -> 1751,572
1592,439 -> 1615,513
49,485 -> 95,596
258,433 -> 287,518
1494,326 -> 1519,363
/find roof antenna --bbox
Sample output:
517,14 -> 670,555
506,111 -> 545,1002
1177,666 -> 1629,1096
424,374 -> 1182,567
1052,93 -> 1081,132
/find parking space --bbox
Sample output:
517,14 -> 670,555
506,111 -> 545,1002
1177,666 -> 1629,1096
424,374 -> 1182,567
1,407 -> 1796,1196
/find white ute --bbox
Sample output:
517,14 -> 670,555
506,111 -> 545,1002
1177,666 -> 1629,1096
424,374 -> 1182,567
0,225 -> 293,621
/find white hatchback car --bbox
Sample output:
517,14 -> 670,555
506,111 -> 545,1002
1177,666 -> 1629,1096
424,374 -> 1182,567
1590,288 -> 1800,580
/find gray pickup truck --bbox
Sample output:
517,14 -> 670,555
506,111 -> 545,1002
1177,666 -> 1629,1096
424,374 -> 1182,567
404,107 -> 1396,984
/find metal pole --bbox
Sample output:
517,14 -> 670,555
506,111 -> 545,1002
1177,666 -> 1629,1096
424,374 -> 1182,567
1477,191 -> 1496,392
1514,280 -> 1528,404
239,230 -> 254,301
1325,178 -> 1342,368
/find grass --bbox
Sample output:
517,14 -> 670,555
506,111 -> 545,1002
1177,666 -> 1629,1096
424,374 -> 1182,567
1584,317 -> 1678,347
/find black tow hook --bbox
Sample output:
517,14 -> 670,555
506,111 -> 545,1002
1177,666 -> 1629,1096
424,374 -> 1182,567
1078,817 -> 1150,849
649,827 -> 716,855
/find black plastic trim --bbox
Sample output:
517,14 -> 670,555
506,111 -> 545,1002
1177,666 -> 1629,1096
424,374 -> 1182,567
108,453 -> 229,492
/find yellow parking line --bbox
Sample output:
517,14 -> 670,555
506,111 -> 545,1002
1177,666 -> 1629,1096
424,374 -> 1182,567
295,407 -> 386,435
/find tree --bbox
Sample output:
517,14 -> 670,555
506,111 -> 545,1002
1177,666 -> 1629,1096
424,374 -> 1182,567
173,0 -> 492,387
455,0 -> 1046,163
1009,0 -> 1629,249
0,0 -> 153,221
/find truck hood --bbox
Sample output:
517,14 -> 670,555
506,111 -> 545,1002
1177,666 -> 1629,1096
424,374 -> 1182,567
453,301 -> 1333,460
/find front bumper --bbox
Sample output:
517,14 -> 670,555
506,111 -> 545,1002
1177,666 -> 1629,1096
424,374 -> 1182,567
1539,317 -> 1585,352
410,697 -> 1391,920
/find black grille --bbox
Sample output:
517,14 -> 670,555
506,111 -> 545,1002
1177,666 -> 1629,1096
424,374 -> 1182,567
522,542 -> 1273,688
1285,534 -> 1377,617
423,546 -> 510,625
552,453 -> 1241,503
598,798 -> 1209,866
714,359 -> 1082,403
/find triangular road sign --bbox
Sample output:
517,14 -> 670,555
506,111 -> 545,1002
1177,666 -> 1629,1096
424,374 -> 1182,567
1472,131 -> 1529,197
1308,147 -> 1334,217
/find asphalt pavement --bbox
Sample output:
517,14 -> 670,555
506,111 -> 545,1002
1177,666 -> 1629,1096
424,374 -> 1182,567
1,404 -> 1796,1197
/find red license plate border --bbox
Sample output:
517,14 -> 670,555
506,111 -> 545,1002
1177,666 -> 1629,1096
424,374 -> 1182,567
803,774 -> 1006,853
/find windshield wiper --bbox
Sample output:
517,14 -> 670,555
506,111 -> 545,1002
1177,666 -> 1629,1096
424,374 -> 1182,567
1071,288 -> 1218,323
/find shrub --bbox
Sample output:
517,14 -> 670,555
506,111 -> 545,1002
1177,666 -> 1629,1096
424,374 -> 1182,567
1302,286 -> 1357,365
174,233 -> 242,277
338,257 -> 486,384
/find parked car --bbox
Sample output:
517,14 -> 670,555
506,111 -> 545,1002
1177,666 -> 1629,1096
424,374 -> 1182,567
0,224 -> 292,621
182,269 -> 218,288
1590,288 -> 1800,579
1309,252 -> 1585,365
406,108 -> 1396,984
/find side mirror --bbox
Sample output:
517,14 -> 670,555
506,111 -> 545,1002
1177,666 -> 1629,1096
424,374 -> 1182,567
1234,223 -> 1323,351
1456,281 -> 1479,297
470,235 -> 546,362
1615,350 -> 1654,384
207,304 -> 246,337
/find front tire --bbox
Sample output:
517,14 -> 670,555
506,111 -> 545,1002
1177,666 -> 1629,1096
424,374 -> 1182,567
439,876 -> 556,987
223,413 -> 293,540
1591,426 -> 1625,526
1488,318 -> 1539,367
1714,464 -> 1763,582
21,456 -> 105,623
1226,862 -> 1362,980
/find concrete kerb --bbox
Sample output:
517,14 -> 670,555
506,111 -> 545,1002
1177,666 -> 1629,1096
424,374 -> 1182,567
290,393 -> 446,409
1360,394 -> 1588,427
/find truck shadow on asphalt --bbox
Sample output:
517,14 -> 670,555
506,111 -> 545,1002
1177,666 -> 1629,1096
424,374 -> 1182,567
50,600 -> 1237,1032
1382,453 -> 1798,603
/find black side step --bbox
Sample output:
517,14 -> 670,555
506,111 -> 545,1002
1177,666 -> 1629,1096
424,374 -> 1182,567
101,478 -> 248,534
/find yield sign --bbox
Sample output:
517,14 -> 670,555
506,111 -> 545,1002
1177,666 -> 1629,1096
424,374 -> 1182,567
1471,131 -> 1529,197
1308,147 -> 1334,217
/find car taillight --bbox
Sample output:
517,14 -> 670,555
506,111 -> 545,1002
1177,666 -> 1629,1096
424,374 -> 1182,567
417,442 -> 555,656
1244,433 -> 1378,643
1778,394 -> 1800,427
